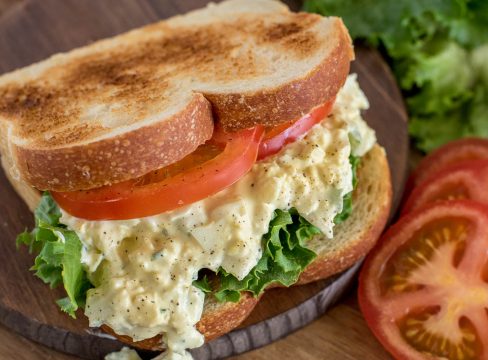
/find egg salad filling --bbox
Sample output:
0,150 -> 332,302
17,75 -> 375,360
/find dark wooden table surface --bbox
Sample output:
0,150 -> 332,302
0,1 -> 392,359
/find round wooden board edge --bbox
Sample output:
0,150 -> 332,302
0,306 -> 122,359
0,262 -> 361,360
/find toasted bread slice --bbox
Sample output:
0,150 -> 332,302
93,144 -> 392,351
0,0 -> 353,192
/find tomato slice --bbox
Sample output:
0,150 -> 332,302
403,160 -> 488,214
359,201 -> 488,360
53,98 -> 333,219
52,126 -> 264,220
407,138 -> 488,193
257,99 -> 334,160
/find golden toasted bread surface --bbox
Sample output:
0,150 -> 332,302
0,0 -> 353,191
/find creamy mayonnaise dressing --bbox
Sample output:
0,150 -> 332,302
62,74 -> 375,360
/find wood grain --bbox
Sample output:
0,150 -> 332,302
0,294 -> 392,360
0,0 -> 14,14
235,301 -> 391,360
0,0 -> 406,359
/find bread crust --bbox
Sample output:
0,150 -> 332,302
297,208 -> 389,284
16,18 -> 352,192
196,292 -> 258,342
12,94 -> 213,191
0,1 -> 354,192
204,19 -> 353,131
102,292 -> 259,351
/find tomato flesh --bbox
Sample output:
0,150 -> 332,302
257,99 -> 334,160
359,201 -> 488,360
53,98 -> 333,220
53,98 -> 335,220
137,142 -> 224,185
407,138 -> 488,193
53,126 -> 264,220
403,160 -> 488,214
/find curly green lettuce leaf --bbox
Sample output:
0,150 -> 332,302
405,43 -> 488,151
446,0 -> 488,48
402,42 -> 474,107
214,208 -> 320,302
472,44 -> 488,85
193,275 -> 212,294
409,112 -> 464,153
303,0 -> 458,56
408,65 -> 488,152
16,192 -> 91,318
466,85 -> 488,138
304,0 -> 488,152
334,155 -> 360,225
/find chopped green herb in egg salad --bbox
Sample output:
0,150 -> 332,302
18,74 -> 376,360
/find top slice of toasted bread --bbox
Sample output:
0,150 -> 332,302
0,0 -> 353,192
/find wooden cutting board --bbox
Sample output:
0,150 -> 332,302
0,1 -> 408,359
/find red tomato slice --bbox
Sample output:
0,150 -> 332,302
52,126 -> 264,220
257,99 -> 334,160
407,138 -> 488,193
359,201 -> 488,360
403,160 -> 488,214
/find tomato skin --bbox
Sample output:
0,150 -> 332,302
53,98 -> 334,219
406,138 -> 488,194
257,99 -> 334,160
53,126 -> 264,220
359,200 -> 488,360
402,160 -> 488,214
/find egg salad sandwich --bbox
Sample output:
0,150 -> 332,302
0,0 -> 392,358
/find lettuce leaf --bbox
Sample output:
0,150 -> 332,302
303,0 -> 460,56
214,208 -> 320,302
21,165 -> 360,310
304,0 -> 488,152
16,193 -> 91,318
209,155 -> 360,302
334,155 -> 360,225
192,275 -> 212,294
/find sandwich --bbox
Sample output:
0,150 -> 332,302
0,0 -> 392,358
